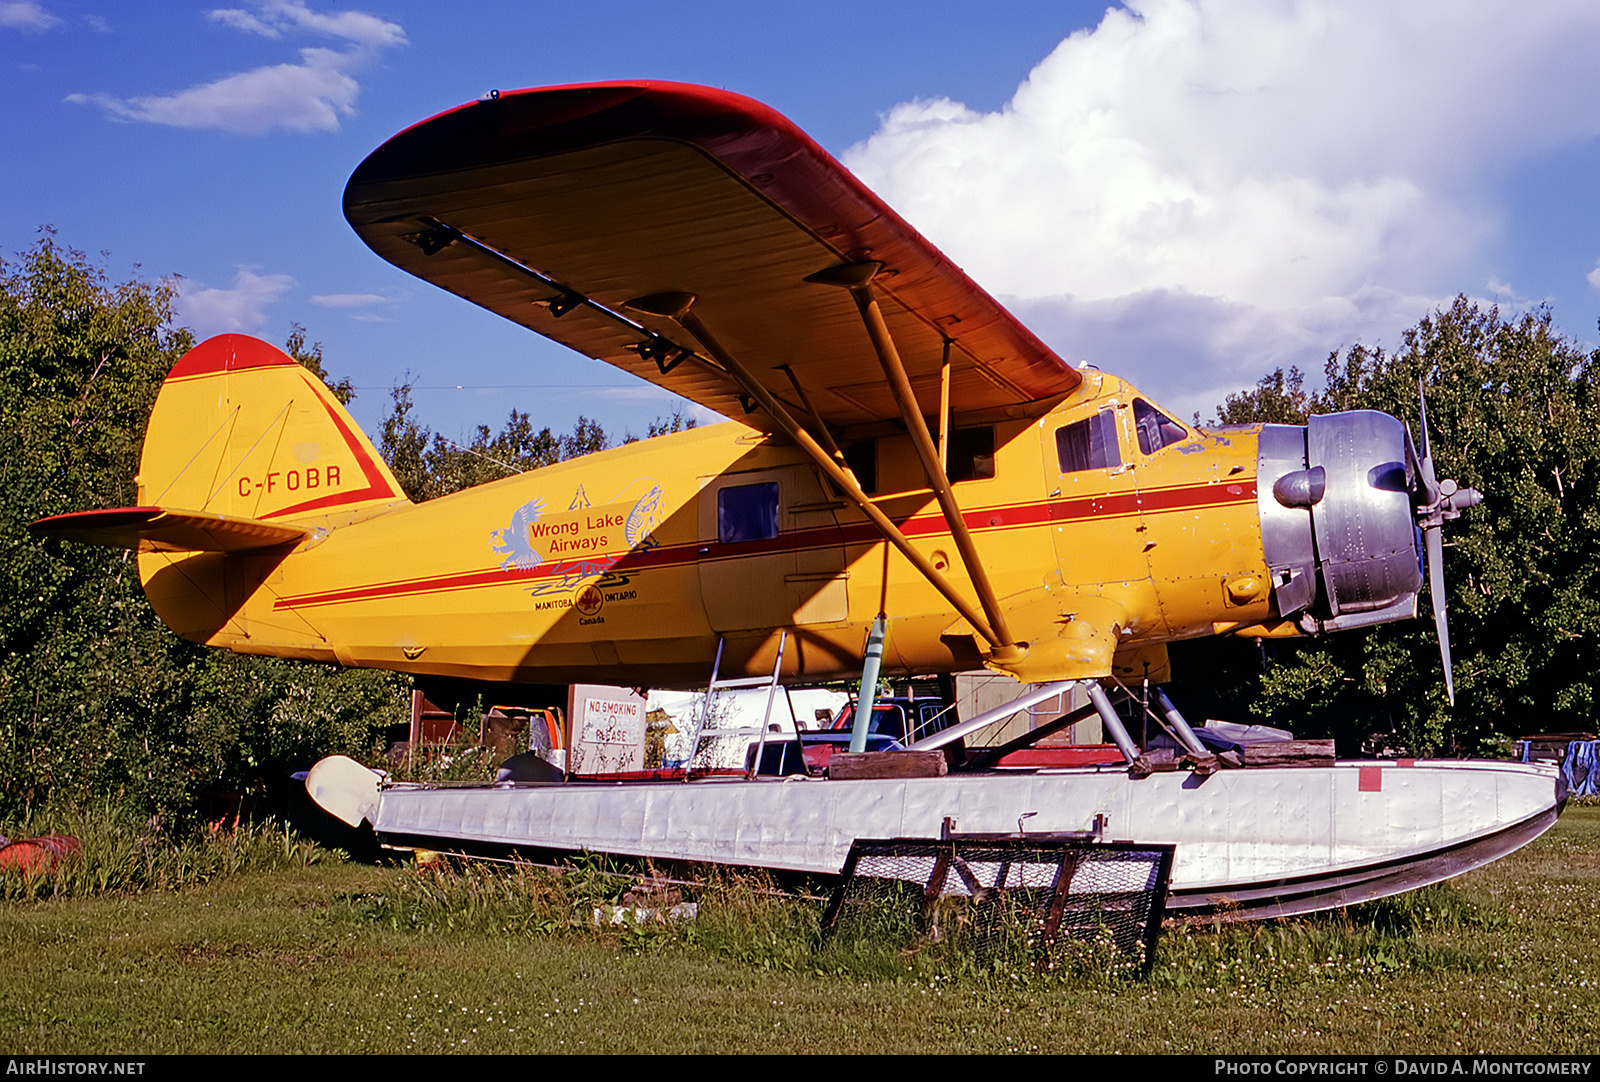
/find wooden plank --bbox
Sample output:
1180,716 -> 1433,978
829,749 -> 949,780
1242,739 -> 1337,767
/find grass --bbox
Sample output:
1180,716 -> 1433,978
1,805 -> 1598,1054
0,804 -> 323,902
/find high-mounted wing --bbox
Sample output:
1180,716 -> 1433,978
343,82 -> 1079,432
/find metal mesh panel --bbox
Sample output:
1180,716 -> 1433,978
823,836 -> 1174,977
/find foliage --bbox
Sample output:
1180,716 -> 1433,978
378,379 -> 697,502
377,380 -> 614,502
1213,364 -> 1316,426
284,322 -> 354,405
634,403 -> 698,443
1187,297 -> 1600,753
0,234 -> 405,823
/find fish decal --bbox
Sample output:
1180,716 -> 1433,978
625,485 -> 664,547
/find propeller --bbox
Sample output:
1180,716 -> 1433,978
1407,379 -> 1483,705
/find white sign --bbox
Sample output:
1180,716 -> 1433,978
567,684 -> 648,775
581,696 -> 644,746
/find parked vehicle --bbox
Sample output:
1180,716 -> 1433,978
789,697 -> 959,774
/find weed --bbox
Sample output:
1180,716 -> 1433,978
0,803 -> 330,900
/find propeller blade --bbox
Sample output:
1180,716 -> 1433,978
1425,523 -> 1454,706
1415,377 -> 1441,505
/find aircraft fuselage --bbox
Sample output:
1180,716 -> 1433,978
136,367 -> 1300,689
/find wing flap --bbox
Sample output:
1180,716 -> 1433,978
345,82 -> 1080,431
30,507 -> 307,553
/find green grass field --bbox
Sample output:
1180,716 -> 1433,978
2,805 -> 1597,1055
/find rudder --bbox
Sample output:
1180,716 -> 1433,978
137,334 -> 408,523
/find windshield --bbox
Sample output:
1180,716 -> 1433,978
829,703 -> 905,740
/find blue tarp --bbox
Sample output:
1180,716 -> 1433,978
1560,741 -> 1600,796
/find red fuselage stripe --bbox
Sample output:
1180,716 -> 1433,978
273,480 -> 1257,610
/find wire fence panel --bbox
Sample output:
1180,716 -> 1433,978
822,836 -> 1175,978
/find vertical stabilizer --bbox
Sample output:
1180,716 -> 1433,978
138,334 -> 408,524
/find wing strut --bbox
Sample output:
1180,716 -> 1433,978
806,261 -> 1021,663
624,290 -> 1009,653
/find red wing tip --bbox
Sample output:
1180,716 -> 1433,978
168,334 -> 296,380
393,81 -> 779,138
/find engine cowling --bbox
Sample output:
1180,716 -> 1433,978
1258,412 -> 1423,632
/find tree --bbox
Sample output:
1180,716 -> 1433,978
284,322 -> 354,405
1185,298 -> 1600,755
1211,365 -> 1313,426
637,404 -> 698,442
0,234 -> 405,821
376,380 -> 623,502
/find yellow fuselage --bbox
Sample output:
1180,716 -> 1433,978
141,370 -> 1272,689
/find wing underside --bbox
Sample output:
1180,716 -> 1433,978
343,82 -> 1079,433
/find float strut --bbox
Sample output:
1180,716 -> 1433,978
850,615 -> 888,754
1085,681 -> 1139,764
1154,687 -> 1209,758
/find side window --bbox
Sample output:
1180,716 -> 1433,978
946,427 -> 996,483
718,482 -> 779,543
1133,399 -> 1188,455
1055,409 -> 1121,473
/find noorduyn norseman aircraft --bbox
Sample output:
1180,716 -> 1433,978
33,83 -> 1563,917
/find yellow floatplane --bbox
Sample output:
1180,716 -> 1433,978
34,83 -> 1562,917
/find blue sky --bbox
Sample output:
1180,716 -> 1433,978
4,0 -> 1600,441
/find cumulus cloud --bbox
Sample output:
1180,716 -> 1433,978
0,1 -> 59,31
68,1 -> 404,134
174,268 -> 295,335
207,0 -> 404,48
843,0 -> 1600,418
1588,262 -> 1600,291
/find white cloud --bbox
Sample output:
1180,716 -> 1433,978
208,0 -> 404,49
843,0 -> 1600,412
69,1 -> 404,134
0,1 -> 59,31
174,268 -> 295,335
309,292 -> 388,308
208,7 -> 280,38
1588,262 -> 1600,291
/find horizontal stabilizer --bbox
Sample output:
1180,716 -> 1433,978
30,506 -> 306,553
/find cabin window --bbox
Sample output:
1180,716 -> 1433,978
945,427 -> 996,483
843,439 -> 877,494
1133,399 -> 1188,455
1055,409 -> 1121,473
718,482 -> 780,544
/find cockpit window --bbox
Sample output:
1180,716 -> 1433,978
1133,399 -> 1188,455
1055,409 -> 1121,473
